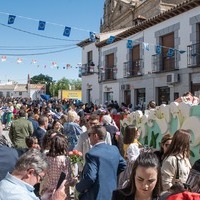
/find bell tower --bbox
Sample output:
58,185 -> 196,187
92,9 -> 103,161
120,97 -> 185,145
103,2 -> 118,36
102,0 -> 117,30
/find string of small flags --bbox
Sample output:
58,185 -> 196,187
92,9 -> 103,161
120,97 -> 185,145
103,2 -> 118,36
0,12 -> 97,40
0,55 -> 81,69
105,35 -> 186,57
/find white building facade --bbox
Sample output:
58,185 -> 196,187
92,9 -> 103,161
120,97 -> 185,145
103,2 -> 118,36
0,82 -> 46,100
79,0 -> 200,108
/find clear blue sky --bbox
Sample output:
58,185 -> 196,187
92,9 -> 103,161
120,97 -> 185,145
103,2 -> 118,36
0,0 -> 104,83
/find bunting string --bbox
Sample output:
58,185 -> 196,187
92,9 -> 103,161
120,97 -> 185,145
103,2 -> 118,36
0,46 -> 78,56
0,54 -> 81,70
105,34 -> 186,56
0,10 -> 189,72
0,44 -> 77,50
0,11 -> 95,33
0,22 -> 82,42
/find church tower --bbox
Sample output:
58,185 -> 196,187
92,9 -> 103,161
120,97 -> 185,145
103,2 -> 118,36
100,0 -> 186,33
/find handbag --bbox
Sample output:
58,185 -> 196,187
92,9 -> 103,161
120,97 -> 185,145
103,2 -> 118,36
171,156 -> 191,192
175,156 -> 180,180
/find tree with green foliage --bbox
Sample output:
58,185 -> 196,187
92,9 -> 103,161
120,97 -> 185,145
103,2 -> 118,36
30,74 -> 53,95
30,74 -> 82,97
30,74 -> 53,84
49,78 -> 82,97
71,79 -> 82,90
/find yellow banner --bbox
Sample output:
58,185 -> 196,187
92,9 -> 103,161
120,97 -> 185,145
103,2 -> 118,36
61,90 -> 82,100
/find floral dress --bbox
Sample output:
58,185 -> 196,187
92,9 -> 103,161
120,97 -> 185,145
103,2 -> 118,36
41,155 -> 74,200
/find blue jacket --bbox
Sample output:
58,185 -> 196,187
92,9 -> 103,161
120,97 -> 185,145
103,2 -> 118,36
33,127 -> 46,147
0,146 -> 18,181
76,143 -> 126,200
28,117 -> 39,132
63,122 -> 83,151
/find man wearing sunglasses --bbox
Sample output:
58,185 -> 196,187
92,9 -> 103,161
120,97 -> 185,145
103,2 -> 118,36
76,125 -> 126,200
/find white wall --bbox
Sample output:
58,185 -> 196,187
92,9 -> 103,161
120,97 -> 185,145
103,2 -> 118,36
81,42 -> 100,103
81,6 -> 200,105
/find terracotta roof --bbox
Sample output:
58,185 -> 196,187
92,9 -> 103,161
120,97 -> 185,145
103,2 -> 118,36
77,39 -> 94,48
14,84 -> 27,92
96,0 -> 200,48
29,84 -> 45,89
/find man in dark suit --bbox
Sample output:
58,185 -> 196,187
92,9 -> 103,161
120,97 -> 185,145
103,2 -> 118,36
33,116 -> 48,147
27,111 -> 39,132
76,125 -> 126,200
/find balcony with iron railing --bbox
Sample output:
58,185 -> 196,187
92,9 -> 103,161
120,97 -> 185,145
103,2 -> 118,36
152,51 -> 178,73
123,59 -> 143,78
99,65 -> 117,82
187,43 -> 200,67
79,63 -> 95,77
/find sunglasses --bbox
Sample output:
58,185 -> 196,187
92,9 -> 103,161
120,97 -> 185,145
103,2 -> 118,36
34,171 -> 45,182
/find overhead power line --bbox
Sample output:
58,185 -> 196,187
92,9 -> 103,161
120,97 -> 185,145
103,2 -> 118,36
0,44 -> 77,51
0,23 -> 83,42
0,46 -> 79,56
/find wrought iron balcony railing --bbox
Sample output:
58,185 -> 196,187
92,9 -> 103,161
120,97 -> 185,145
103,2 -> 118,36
123,59 -> 143,78
152,51 -> 178,73
79,63 -> 95,77
99,65 -> 117,82
187,43 -> 200,67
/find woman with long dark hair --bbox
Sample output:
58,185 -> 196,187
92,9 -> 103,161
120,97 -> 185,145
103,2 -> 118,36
123,125 -> 142,160
40,134 -> 77,199
161,129 -> 191,191
113,152 -> 162,200
154,133 -> 172,165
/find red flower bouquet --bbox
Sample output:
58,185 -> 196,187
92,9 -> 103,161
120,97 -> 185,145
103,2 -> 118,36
68,150 -> 83,165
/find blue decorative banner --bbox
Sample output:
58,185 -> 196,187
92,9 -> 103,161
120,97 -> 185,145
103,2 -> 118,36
38,21 -> 46,30
106,36 -> 115,44
89,32 -> 96,42
167,48 -> 174,57
8,15 -> 16,24
155,45 -> 162,54
127,40 -> 133,49
63,27 -> 71,37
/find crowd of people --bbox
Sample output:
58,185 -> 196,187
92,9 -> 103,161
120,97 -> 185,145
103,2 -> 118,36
0,97 -> 200,199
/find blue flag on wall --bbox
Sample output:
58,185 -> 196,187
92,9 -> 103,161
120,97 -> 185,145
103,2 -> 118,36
8,15 -> 16,24
106,36 -> 115,44
127,40 -> 133,49
89,32 -> 96,42
63,27 -> 71,37
167,48 -> 174,57
155,45 -> 162,54
38,21 -> 46,30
